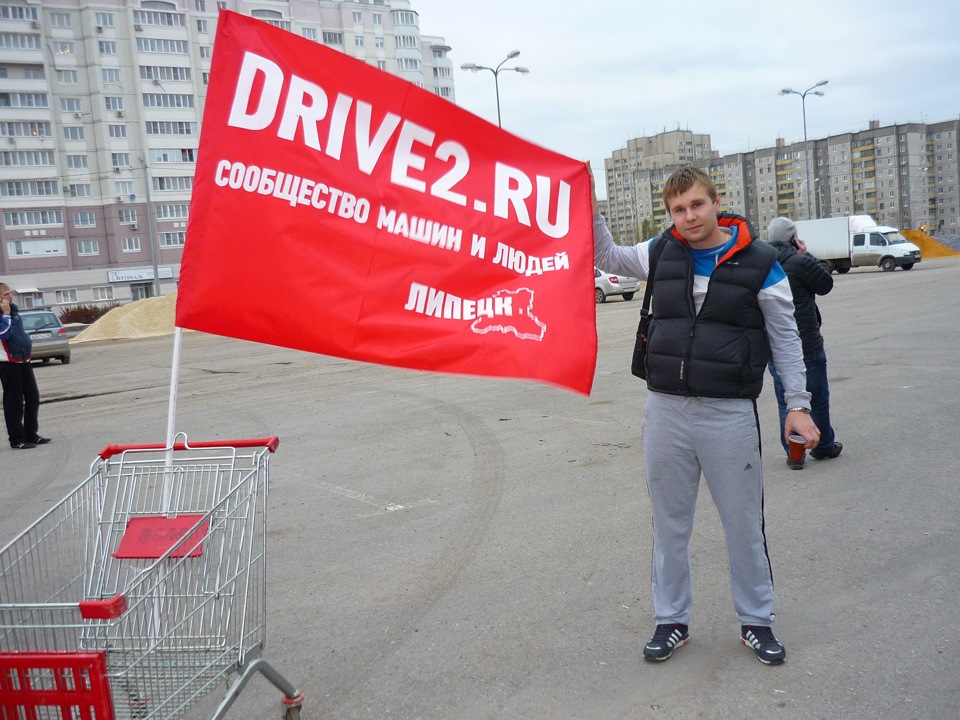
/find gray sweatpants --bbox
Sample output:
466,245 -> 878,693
641,391 -> 775,627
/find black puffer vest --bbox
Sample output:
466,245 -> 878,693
645,214 -> 777,399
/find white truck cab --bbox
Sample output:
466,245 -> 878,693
850,222 -> 922,272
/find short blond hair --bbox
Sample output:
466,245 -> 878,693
663,167 -> 718,208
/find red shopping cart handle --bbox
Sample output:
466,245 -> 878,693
98,436 -> 280,460
79,594 -> 128,619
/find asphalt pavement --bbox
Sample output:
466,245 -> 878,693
1,257 -> 958,720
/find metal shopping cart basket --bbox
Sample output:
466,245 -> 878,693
0,435 -> 303,720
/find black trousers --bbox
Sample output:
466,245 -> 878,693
0,361 -> 39,446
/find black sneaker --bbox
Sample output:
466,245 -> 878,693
10,441 -> 36,449
27,435 -> 52,445
811,441 -> 843,460
740,625 -> 786,665
643,623 -> 689,662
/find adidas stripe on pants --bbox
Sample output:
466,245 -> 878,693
641,391 -> 775,627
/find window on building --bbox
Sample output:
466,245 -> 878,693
249,9 -> 289,30
108,124 -> 127,139
353,11 -> 363,23
145,121 -> 197,136
115,181 -> 134,196
303,28 -> 317,40
73,211 -> 96,227
122,236 -> 141,252
99,40 -> 118,55
355,36 -> 364,48
119,209 -> 137,224
93,286 -> 114,301
55,289 -> 78,304
155,203 -> 189,220
150,147 -> 195,163
159,231 -> 186,247
112,153 -> 130,168
3,210 -> 62,227
153,176 -> 192,191
137,38 -> 189,54
50,12 -> 72,28
57,70 -> 79,85
0,6 -> 39,20
1,150 -> 57,168
0,34 -> 41,51
104,96 -> 124,111
133,10 -> 186,28
77,240 -> 99,255
95,12 -> 114,27
131,282 -> 154,301
60,98 -> 82,113
197,19 -> 208,33
143,94 -> 194,108
17,292 -> 44,309
0,93 -> 48,109
144,67 -> 192,84
68,184 -> 91,197
102,68 -> 121,84
322,31 -> 344,45
7,238 -> 67,257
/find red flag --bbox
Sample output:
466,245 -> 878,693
177,12 -> 597,394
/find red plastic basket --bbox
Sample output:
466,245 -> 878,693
0,651 -> 114,720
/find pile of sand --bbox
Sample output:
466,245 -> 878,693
72,292 -> 178,343
901,229 -> 960,258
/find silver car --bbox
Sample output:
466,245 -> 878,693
20,309 -> 71,364
595,268 -> 639,303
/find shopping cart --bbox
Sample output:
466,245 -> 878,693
0,435 -> 304,720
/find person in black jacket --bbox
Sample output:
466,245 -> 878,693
0,284 -> 51,449
594,167 -> 820,667
766,218 -> 842,469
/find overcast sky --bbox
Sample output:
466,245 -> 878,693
413,0 -> 960,199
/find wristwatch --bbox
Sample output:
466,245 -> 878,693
786,407 -> 810,414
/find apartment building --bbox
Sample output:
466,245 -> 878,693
0,0 -> 454,309
603,129 -> 716,244
604,118 -> 960,244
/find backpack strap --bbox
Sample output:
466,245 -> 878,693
640,236 -> 665,319
631,236 -> 666,379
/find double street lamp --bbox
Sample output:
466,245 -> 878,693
460,50 -> 529,128
780,80 -> 828,220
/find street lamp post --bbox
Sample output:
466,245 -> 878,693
780,80 -> 828,220
460,50 -> 529,128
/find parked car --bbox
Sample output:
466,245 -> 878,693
20,309 -> 71,364
595,268 -> 639,303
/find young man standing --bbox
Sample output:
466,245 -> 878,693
592,167 -> 818,665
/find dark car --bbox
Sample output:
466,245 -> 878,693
20,309 -> 71,364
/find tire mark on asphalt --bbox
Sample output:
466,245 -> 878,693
319,389 -> 507,713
